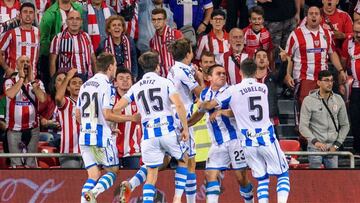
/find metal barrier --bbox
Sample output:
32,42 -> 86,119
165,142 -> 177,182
0,151 -> 355,168
284,151 -> 355,168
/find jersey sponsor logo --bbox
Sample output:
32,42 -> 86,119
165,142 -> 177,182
15,101 -> 31,106
246,130 -> 269,138
351,54 -> 360,60
146,121 -> 169,128
81,129 -> 98,134
176,0 -> 198,5
17,41 -> 39,47
306,48 -> 325,53
83,81 -> 100,88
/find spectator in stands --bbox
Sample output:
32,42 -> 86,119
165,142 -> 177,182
39,0 -> 82,90
113,68 -> 141,168
341,20 -> 360,154
49,10 -> 96,81
137,0 -> 175,54
0,0 -> 20,27
82,0 -> 116,51
255,48 -> 280,127
55,68 -> 83,168
299,70 -> 349,168
199,51 -> 215,86
97,15 -> 138,79
5,55 -> 46,168
221,28 -> 248,85
243,6 -> 273,59
257,0 -> 300,62
149,8 -> 183,77
0,2 -> 40,78
164,0 -> 213,35
225,0 -> 250,30
285,6 -> 346,106
354,0 -> 360,21
196,9 -> 229,64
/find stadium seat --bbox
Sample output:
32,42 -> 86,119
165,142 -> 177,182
37,146 -> 59,168
279,139 -> 311,169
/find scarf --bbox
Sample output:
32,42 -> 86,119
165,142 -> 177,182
59,7 -> 74,31
87,2 -> 111,51
104,34 -> 132,70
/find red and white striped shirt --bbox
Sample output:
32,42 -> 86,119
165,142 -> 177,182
341,37 -> 360,88
35,0 -> 51,23
150,25 -> 182,77
0,26 -> 40,76
4,76 -> 45,131
114,94 -> 141,158
285,25 -> 334,81
50,29 -> 94,76
243,25 -> 273,58
122,0 -> 139,40
196,30 -> 229,64
58,97 -> 80,153
0,0 -> 20,24
220,49 -> 249,85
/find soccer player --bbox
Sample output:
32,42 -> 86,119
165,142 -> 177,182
200,59 -> 290,203
167,38 -> 204,203
76,53 -> 139,203
55,68 -> 83,168
113,51 -> 189,203
188,64 -> 254,203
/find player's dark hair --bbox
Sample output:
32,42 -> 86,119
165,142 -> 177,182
96,52 -> 115,72
207,64 -> 224,76
249,6 -> 264,17
151,8 -> 167,19
240,58 -> 257,78
115,67 -> 134,83
138,51 -> 160,72
254,48 -> 267,58
211,9 -> 226,19
318,70 -> 333,81
170,38 -> 192,61
20,2 -> 35,12
200,51 -> 215,62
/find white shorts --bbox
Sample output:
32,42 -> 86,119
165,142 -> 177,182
80,138 -> 119,169
206,139 -> 247,170
141,131 -> 188,168
175,119 -> 196,158
243,140 -> 289,179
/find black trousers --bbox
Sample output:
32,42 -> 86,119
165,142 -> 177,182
225,0 -> 249,31
350,88 -> 360,153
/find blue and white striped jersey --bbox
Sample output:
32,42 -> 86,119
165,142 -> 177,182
215,78 -> 276,146
77,73 -> 116,147
200,85 -> 240,145
124,72 -> 178,140
167,61 -> 199,116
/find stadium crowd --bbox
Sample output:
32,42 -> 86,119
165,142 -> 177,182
0,0 -> 358,171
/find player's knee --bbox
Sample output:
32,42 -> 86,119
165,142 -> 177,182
105,166 -> 119,174
87,166 -> 102,180
205,170 -> 219,182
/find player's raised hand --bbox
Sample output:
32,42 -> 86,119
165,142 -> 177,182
279,46 -> 289,62
67,68 -> 78,79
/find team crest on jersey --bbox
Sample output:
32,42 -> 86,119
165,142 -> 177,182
131,104 -> 137,112
314,40 -> 320,47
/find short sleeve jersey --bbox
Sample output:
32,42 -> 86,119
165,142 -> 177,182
215,78 -> 276,146
77,73 -> 116,147
124,72 -> 178,140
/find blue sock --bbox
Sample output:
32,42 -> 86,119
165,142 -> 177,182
240,183 -> 254,203
143,184 -> 156,203
91,171 -> 116,198
174,166 -> 188,198
186,172 -> 197,203
257,176 -> 269,203
81,178 -> 96,202
206,181 -> 220,203
129,165 -> 147,191
277,171 -> 290,203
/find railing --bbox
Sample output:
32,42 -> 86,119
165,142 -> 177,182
284,151 -> 355,168
0,151 -> 356,168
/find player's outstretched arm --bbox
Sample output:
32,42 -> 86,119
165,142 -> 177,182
188,110 -> 205,127
170,93 -> 189,141
103,108 -> 138,123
